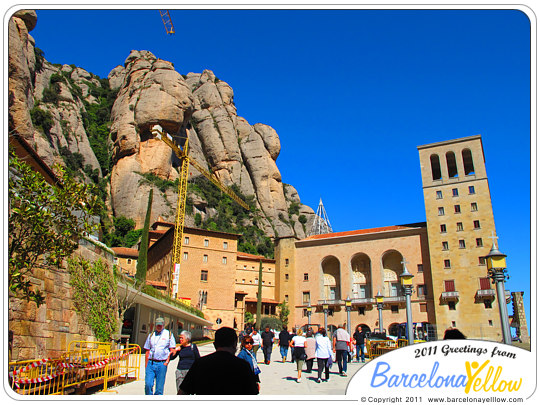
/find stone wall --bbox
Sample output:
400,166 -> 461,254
8,244 -> 115,362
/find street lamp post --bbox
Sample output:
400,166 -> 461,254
322,301 -> 329,330
345,296 -> 352,336
375,290 -> 384,333
307,304 -> 312,326
484,241 -> 512,345
400,259 -> 414,345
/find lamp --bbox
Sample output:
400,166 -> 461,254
400,259 -> 414,345
345,295 -> 352,336
375,290 -> 384,333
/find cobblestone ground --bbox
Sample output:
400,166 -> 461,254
96,342 -> 369,396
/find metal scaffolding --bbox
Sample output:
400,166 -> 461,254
309,198 -> 333,236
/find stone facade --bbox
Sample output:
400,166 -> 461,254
418,135 -> 502,340
275,225 -> 435,337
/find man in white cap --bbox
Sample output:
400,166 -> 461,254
144,317 -> 175,395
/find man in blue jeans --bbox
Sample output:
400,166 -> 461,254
144,317 -> 176,395
333,323 -> 351,377
353,325 -> 366,362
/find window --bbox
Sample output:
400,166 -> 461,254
201,270 -> 208,281
203,254 -> 208,263
199,290 -> 208,306
303,291 -> 310,304
303,309 -> 309,317
438,207 -> 445,216
127,259 -> 132,265
471,202 -> 478,212
469,185 -> 476,194
445,280 -> 455,292
454,205 -> 461,214
222,257 -> 227,264
440,224 -> 447,233
436,190 -> 443,199
479,257 -> 486,265
462,149 -> 475,175
418,284 -> 427,297
285,258 -> 289,267
442,241 -> 449,250
420,303 -> 428,312
448,302 -> 456,310
391,305 -> 399,314
242,279 -> 245,283
204,239 -> 209,247
223,242 -> 228,249
183,252 -> 188,261
444,259 -> 451,268
459,239 -> 466,249
452,321 -> 457,327
484,300 -> 492,309
473,220 -> 481,229
358,307 -> 365,315
476,238 -> 483,247
184,237 -> 190,245
430,154 -> 442,180
284,295 -> 289,302
417,264 -> 424,272
446,151 -> 458,178
457,222 -> 464,231
479,277 -> 491,290
452,188 -> 459,197
488,320 -> 493,326
304,273 -> 309,281
285,274 -> 289,281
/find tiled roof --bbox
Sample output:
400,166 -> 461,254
146,280 -> 167,288
112,247 -> 139,257
245,297 -> 279,304
303,225 -> 419,241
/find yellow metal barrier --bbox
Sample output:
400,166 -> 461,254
8,358 -> 65,395
367,339 -> 411,359
9,342 -> 141,395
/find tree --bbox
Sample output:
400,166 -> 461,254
255,260 -> 263,330
135,189 -> 153,282
278,300 -> 290,328
8,149 -> 101,306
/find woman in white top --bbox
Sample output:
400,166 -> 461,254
314,327 -> 333,383
290,328 -> 307,383
251,329 -> 262,359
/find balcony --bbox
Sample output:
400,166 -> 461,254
317,299 -> 343,307
383,295 -> 406,304
441,291 -> 459,301
351,297 -> 375,305
476,289 -> 495,298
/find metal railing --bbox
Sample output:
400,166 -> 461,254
366,339 -> 409,359
8,343 -> 140,395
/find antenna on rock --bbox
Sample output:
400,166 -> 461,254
309,199 -> 333,236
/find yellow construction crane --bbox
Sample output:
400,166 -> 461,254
151,125 -> 250,299
159,10 -> 175,34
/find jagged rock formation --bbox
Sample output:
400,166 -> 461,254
8,10 -> 315,241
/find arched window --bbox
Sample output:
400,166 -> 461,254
446,151 -> 458,177
430,154 -> 442,180
462,149 -> 475,175
322,256 -> 341,301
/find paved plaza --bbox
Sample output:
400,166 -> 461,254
96,342 -> 368,396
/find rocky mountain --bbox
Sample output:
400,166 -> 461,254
8,10 -> 316,248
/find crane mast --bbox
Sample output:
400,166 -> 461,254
159,10 -> 175,34
151,125 -> 249,299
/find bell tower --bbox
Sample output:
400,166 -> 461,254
418,135 -> 502,341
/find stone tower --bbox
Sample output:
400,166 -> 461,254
511,291 -> 530,343
418,135 -> 503,341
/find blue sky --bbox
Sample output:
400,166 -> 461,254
26,7 -> 533,329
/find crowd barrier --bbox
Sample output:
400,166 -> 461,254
366,338 -> 409,359
8,343 -> 140,395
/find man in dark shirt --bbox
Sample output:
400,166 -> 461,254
178,327 -> 259,395
278,326 -> 291,363
260,326 -> 275,365
353,326 -> 367,363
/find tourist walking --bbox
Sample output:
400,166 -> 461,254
237,335 -> 262,391
290,329 -> 307,383
143,317 -> 175,395
315,327 -> 333,383
251,328 -> 262,359
305,329 -> 317,373
353,326 -> 366,363
278,326 -> 291,362
170,330 -> 200,394
333,323 -> 351,376
261,326 -> 275,364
